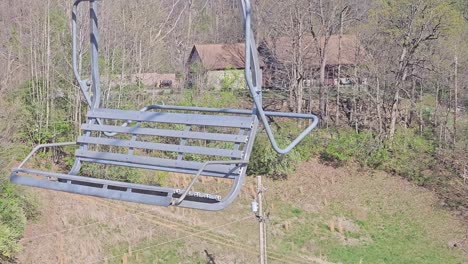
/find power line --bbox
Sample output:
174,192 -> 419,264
93,198 -> 311,264
89,214 -> 255,264
20,194 -> 163,241
21,184 -> 232,242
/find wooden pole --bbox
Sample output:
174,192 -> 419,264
257,176 -> 267,264
454,56 -> 458,147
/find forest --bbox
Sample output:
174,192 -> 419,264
0,0 -> 467,262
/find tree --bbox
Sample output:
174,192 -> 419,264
368,0 -> 462,138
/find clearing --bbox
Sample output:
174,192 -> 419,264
16,159 -> 468,263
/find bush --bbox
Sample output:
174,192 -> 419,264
0,223 -> 21,259
321,130 -> 375,165
247,120 -> 321,179
248,134 -> 302,179
383,129 -> 436,185
0,181 -> 39,258
279,121 -> 327,161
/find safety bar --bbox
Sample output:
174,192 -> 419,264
242,0 -> 319,154
172,160 -> 249,205
17,142 -> 77,169
93,104 -> 318,132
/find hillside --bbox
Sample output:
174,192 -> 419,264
15,160 -> 468,263
1,0 -> 468,262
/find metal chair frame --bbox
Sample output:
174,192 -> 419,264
10,0 -> 318,211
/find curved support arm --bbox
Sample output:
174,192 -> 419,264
17,142 -> 77,169
243,0 -> 319,154
72,0 -> 93,107
172,160 -> 249,206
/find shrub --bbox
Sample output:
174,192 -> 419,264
383,129 -> 436,185
0,223 -> 21,259
321,130 -> 375,165
248,134 -> 302,179
0,181 -> 39,258
279,121 -> 327,161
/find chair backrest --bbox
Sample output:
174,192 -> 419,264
76,108 -> 259,178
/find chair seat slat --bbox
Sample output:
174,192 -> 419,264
81,124 -> 248,143
77,136 -> 244,158
87,109 -> 254,128
75,150 -> 242,175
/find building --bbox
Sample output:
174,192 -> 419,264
187,43 -> 248,90
259,34 -> 366,89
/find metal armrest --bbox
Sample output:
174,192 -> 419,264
16,142 -> 77,169
242,0 -> 319,154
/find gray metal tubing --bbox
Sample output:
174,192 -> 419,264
77,136 -> 245,158
75,150 -> 241,175
87,104 -> 317,135
243,0 -> 318,154
78,157 -> 240,179
72,0 -> 93,107
11,172 -> 173,207
144,104 -> 319,120
12,168 -> 177,194
87,108 -> 254,128
81,124 -> 248,143
177,116 -> 259,211
173,160 -> 249,205
18,142 -> 77,169
90,0 -> 101,109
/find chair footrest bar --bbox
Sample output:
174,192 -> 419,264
11,169 -> 222,208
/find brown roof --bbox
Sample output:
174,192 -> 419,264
189,43 -> 246,71
264,35 -> 363,67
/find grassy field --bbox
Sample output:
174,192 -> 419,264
264,161 -> 468,264
13,159 -> 468,263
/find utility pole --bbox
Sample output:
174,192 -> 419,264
255,176 -> 267,264
454,56 -> 458,147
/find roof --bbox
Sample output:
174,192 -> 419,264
262,35 -> 364,67
189,43 -> 246,71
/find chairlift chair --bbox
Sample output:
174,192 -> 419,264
10,0 -> 318,211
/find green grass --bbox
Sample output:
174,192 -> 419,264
271,202 -> 464,264
323,211 -> 462,264
267,169 -> 467,264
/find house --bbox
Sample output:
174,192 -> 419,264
259,34 -> 366,89
187,43 -> 248,90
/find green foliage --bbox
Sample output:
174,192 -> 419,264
221,67 -> 245,91
0,223 -> 21,259
316,129 -> 436,185
80,163 -> 171,186
278,121 -> 327,161
383,129 -> 435,185
247,121 -> 321,179
0,182 -> 39,258
321,130 -> 377,165
248,134 -> 301,178
81,164 -> 143,183
178,89 -> 240,109
14,79 -> 77,145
